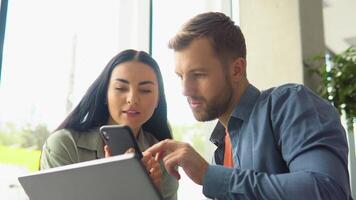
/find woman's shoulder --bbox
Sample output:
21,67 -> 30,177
46,129 -> 78,146
43,129 -> 77,152
142,130 -> 159,144
136,130 -> 160,151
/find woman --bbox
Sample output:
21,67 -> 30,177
40,49 -> 178,200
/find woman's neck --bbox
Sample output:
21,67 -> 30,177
131,127 -> 141,138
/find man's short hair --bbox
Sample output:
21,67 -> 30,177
168,12 -> 246,61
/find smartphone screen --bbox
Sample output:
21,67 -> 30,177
100,125 -> 143,159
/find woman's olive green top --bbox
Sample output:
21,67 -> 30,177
40,128 -> 178,200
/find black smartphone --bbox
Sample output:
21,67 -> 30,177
99,125 -> 143,159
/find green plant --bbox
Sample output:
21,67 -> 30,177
0,122 -> 50,150
309,46 -> 356,199
309,46 -> 356,121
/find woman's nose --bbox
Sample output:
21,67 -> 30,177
127,92 -> 139,105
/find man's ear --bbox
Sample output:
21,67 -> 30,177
229,57 -> 246,82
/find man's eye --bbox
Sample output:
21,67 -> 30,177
194,73 -> 205,77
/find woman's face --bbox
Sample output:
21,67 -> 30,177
106,61 -> 159,134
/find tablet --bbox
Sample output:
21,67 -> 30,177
18,153 -> 162,200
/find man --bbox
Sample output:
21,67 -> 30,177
146,12 -> 352,199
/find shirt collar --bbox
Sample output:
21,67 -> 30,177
209,121 -> 226,146
77,127 -> 104,158
136,129 -> 146,151
209,84 -> 260,146
230,84 -> 261,121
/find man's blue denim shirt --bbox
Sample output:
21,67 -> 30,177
203,84 -> 352,200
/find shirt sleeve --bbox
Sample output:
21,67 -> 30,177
202,85 -> 351,200
40,129 -> 78,169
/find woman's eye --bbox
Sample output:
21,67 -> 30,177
140,89 -> 152,93
115,87 -> 127,92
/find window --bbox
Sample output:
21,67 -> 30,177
0,1 -> 238,199
0,0 -> 149,199
152,0 -> 233,199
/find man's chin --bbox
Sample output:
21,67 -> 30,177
192,111 -> 214,122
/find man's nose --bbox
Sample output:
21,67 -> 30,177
181,77 -> 194,97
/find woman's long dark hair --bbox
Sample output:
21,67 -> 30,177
55,49 -> 172,140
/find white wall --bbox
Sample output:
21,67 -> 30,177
237,0 -> 324,91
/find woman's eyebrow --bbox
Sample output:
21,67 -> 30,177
114,78 -> 129,84
139,80 -> 155,85
114,79 -> 155,86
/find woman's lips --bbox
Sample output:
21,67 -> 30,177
123,110 -> 140,117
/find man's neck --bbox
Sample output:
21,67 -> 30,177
219,80 -> 249,128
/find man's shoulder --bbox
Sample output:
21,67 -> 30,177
258,83 -> 335,115
265,83 -> 305,94
261,83 -> 312,99
253,83 -> 324,111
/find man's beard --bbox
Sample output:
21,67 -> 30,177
190,82 -> 233,122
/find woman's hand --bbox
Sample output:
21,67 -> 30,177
141,151 -> 162,191
104,145 -> 112,157
104,146 -> 162,190
104,145 -> 135,157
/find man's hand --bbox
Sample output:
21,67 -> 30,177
145,139 -> 209,185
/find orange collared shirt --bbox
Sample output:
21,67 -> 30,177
223,131 -> 234,168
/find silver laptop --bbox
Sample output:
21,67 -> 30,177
18,153 -> 162,200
